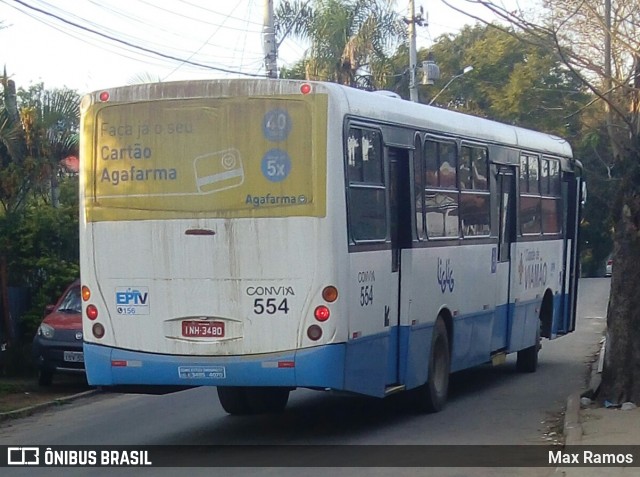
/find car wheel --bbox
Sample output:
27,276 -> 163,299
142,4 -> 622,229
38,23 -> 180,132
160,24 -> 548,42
38,368 -> 54,386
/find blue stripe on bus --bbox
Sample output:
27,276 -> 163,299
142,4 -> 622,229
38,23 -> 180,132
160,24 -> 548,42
83,342 -> 347,389
84,293 -> 566,398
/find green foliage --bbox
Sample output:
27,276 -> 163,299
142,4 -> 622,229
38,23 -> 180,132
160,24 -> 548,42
415,25 -> 588,137
0,80 -> 79,213
0,78 -> 80,355
275,0 -> 406,88
575,123 -> 616,276
4,177 -> 80,339
279,61 -> 307,80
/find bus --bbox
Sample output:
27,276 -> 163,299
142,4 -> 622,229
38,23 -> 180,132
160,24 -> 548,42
79,79 -> 583,414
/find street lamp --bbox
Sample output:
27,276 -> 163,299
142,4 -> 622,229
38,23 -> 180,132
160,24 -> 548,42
428,66 -> 474,106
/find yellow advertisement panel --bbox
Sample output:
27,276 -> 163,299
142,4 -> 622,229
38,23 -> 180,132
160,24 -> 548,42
84,95 -> 327,221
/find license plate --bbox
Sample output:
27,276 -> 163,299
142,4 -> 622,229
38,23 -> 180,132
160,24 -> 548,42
182,320 -> 225,338
63,351 -> 84,363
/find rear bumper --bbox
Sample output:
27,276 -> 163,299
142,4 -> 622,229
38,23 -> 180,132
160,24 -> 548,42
84,342 -> 346,390
33,337 -> 85,373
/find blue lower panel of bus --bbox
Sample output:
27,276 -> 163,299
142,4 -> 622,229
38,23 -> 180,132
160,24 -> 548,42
84,294 -> 566,398
85,330 -> 409,398
84,342 -> 349,390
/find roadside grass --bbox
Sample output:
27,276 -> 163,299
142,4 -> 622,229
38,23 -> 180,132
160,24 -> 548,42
0,374 -> 90,414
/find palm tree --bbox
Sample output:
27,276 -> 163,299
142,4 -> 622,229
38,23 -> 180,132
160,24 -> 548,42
275,0 -> 406,89
16,84 -> 80,208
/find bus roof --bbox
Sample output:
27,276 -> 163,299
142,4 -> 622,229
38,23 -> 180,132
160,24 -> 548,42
324,82 -> 573,158
88,78 -> 573,159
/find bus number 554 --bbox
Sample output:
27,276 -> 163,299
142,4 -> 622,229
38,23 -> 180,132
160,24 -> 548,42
360,285 -> 374,306
253,298 -> 290,315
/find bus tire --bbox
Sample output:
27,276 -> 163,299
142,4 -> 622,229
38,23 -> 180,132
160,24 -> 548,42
516,326 -> 540,373
217,387 -> 252,415
410,318 -> 450,413
245,387 -> 290,414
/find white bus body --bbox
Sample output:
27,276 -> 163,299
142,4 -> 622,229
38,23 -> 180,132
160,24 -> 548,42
80,79 -> 582,413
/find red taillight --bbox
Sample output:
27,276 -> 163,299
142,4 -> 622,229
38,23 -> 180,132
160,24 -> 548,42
81,286 -> 91,301
607,260 -> 613,265
86,304 -> 98,320
92,323 -> 105,339
307,325 -> 322,341
314,305 -> 330,322
99,91 -> 110,102
300,83 -> 312,95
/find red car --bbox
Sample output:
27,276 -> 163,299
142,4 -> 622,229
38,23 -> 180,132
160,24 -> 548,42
32,280 -> 84,385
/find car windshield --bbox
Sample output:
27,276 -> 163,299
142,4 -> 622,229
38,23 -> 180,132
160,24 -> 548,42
57,286 -> 81,313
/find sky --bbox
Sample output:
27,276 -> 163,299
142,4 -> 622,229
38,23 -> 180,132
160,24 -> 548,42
0,0 -> 523,94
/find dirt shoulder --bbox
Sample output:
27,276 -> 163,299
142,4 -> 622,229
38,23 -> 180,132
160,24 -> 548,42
0,374 -> 92,415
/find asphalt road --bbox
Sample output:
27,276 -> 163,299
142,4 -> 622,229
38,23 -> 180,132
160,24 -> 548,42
0,278 -> 610,477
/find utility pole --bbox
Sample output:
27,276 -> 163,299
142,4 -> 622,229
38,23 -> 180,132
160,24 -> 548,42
264,0 -> 278,78
405,0 -> 425,102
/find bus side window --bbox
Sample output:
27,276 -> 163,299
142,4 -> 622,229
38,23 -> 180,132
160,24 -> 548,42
459,147 -> 472,190
519,155 -> 529,193
414,137 -> 425,239
349,188 -> 387,241
520,195 -> 542,235
541,158 -> 562,235
346,127 -> 386,242
519,154 -> 542,236
528,156 -> 540,194
423,139 -> 460,239
424,140 -> 438,187
460,146 -> 490,237
425,191 -> 459,238
439,142 -> 457,189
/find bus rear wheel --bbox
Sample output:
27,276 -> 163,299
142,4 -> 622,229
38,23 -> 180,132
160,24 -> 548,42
217,386 -> 290,415
217,387 -> 252,415
409,318 -> 450,413
245,387 -> 290,414
516,326 -> 540,373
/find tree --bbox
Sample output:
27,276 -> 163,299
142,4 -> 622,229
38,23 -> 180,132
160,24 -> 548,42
17,83 -> 79,208
0,77 -> 80,347
411,24 -> 588,137
275,0 -> 406,89
445,0 -> 640,404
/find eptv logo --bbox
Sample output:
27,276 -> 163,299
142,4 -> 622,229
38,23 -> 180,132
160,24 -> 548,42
115,287 -> 150,315
8,447 -> 39,465
116,288 -> 148,306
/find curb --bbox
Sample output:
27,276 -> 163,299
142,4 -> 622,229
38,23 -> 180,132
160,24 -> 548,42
563,338 -> 606,445
564,391 -> 583,445
0,389 -> 100,423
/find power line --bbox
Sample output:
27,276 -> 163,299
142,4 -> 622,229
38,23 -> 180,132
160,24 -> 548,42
8,0 -> 266,77
161,0 -> 252,80
176,0 -> 264,28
